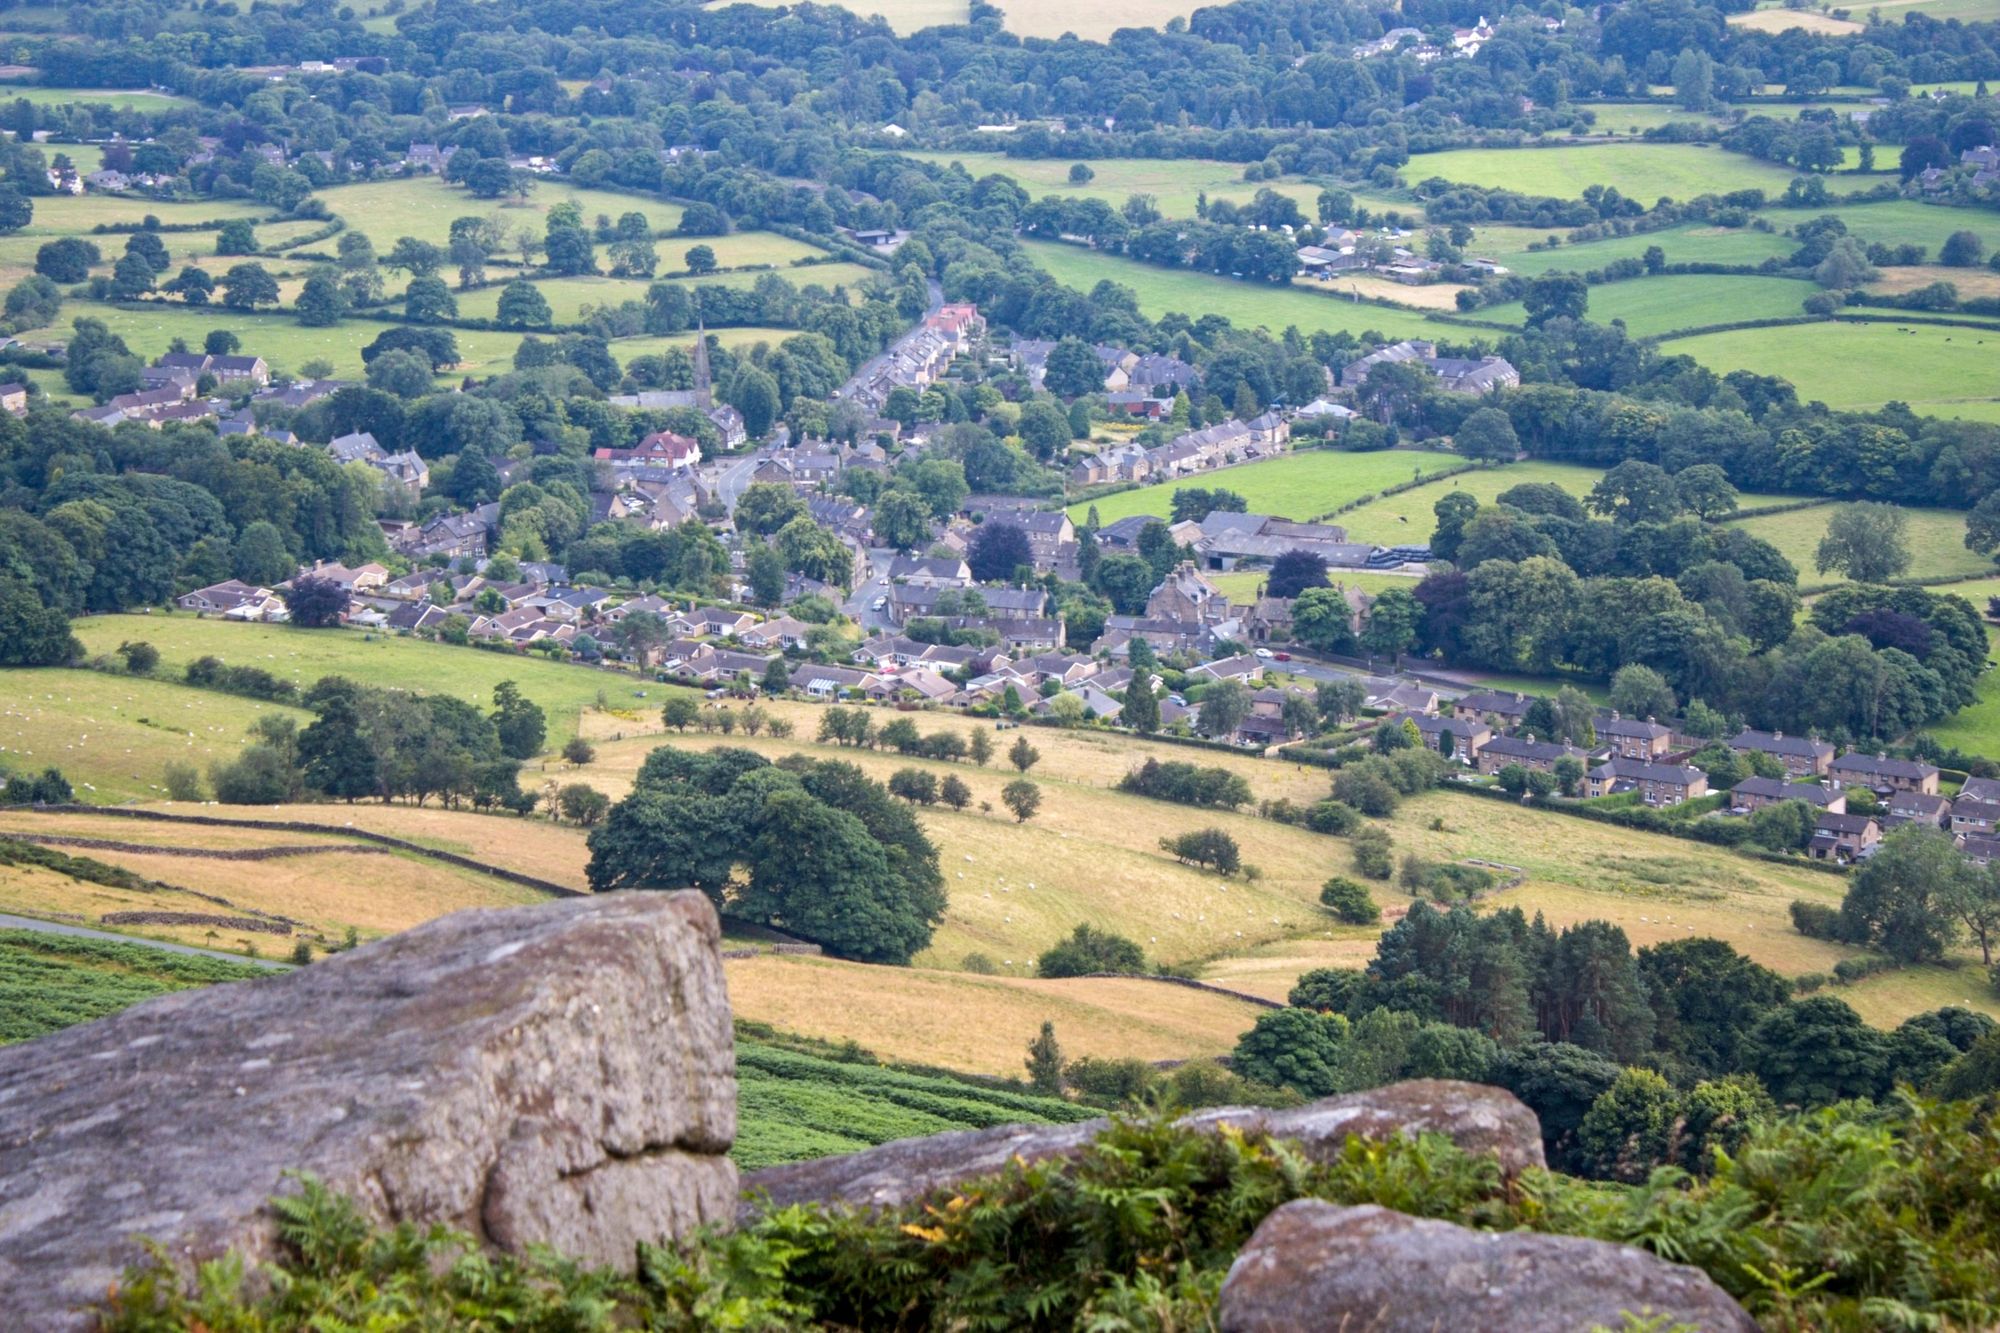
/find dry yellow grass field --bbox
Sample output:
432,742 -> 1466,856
723,953 -> 1264,1075
0,808 -> 551,952
565,703 -> 2000,1028
1869,264 -> 2000,302
1727,8 -> 1863,33
1297,274 -> 1476,312
196,802 -> 595,889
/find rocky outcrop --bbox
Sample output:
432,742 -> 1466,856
0,892 -> 736,1331
1219,1201 -> 1758,1332
742,1079 -> 1542,1215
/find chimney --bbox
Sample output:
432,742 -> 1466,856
1773,730 -> 1783,740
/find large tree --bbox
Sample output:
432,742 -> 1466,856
1816,502 -> 1910,583
1839,826 -> 1971,964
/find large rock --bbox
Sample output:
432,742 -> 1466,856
743,1079 -> 1541,1215
0,892 -> 736,1330
1219,1201 -> 1758,1333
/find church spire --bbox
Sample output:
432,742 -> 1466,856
691,298 -> 712,410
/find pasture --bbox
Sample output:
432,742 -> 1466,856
1921,619 -> 2000,764
1404,143 -> 1811,203
1662,319 -> 2000,416
1871,265 -> 2000,303
1024,239 -> 1451,339
1727,8 -> 1863,34
1485,223 -> 1796,276
67,614 -> 684,744
733,1036 -> 1091,1168
707,0 -> 968,33
0,86 -> 193,110
1064,447 -> 1466,525
0,808 -> 550,952
1721,503 -> 1984,588
905,151 -> 1337,221
313,176 -> 684,250
1332,460 -> 1609,545
17,193 -> 269,238
0,928 -> 267,1046
1206,568 -> 1424,603
1809,199 -> 1998,253
725,955 -> 1266,1076
16,298 -> 529,382
0,669 -> 308,804
1479,273 -> 1820,337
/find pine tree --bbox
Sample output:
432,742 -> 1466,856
1025,1021 -> 1065,1095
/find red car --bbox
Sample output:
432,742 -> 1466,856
1274,652 -> 1291,661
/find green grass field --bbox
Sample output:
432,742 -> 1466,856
709,0 -> 968,33
66,615 -> 687,745
314,177 -> 684,250
904,151 -> 1342,221
1207,568 -> 1425,603
0,86 -> 192,110
0,929 -> 268,1046
1663,320 -> 2000,416
1331,460 -> 1603,544
1480,273 -> 1820,337
1721,503 -> 1985,589
18,194 -> 269,239
734,1036 -> 1093,1168
1404,143 -> 1808,203
0,669 -> 308,803
609,326 -> 808,358
1066,447 -> 1465,524
17,299 -> 528,382
1806,200 -> 1999,253
446,262 -> 877,325
1486,224 -> 1797,276
1024,240 -> 1452,340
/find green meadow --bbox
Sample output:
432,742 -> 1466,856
314,176 -> 685,250
1404,143 -> 1809,202
903,151 -> 1354,221
1023,239 -> 1454,340
1722,503 -> 1985,590
1484,224 -> 1796,276
1481,273 -> 1820,337
1663,320 -> 2000,416
20,299 -> 528,382
1066,447 -> 1465,525
67,615 -> 691,745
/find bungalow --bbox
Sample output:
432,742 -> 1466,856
595,430 -> 701,472
790,662 -> 878,698
1104,390 -> 1172,420
1454,690 -> 1534,730
1828,752 -> 1940,796
682,606 -> 762,638
177,580 -> 282,618
1596,714 -> 1673,761
1366,682 -> 1440,715
1885,790 -> 1951,828
1729,729 -> 1834,778
0,382 -> 26,415
739,616 -> 814,650
1475,734 -> 1586,777
1729,776 -> 1845,815
385,601 -> 455,634
679,645 -> 781,683
1586,758 -> 1708,806
1809,813 -> 1882,864
1960,777 -> 2000,803
1189,653 -> 1264,685
298,560 -> 389,594
328,430 -> 387,465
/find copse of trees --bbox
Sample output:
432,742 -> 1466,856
1264,902 -> 1995,1178
584,746 -> 945,964
1116,757 -> 1253,809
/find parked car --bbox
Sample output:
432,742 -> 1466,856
1274,652 -> 1291,661
1254,648 -> 1274,659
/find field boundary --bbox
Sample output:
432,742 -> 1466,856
23,805 -> 587,898
1065,971 -> 1285,1009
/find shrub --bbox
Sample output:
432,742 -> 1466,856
561,737 -> 596,765
1789,899 -> 1844,940
1117,758 -> 1253,809
1037,924 -> 1146,978
1319,877 -> 1380,924
1160,828 -> 1242,874
889,768 -> 940,805
1351,825 -> 1394,880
